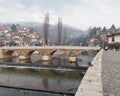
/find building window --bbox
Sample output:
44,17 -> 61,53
112,36 -> 115,42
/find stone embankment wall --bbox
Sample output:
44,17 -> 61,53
75,49 -> 103,96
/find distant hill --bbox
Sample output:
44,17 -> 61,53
4,22 -> 88,44
67,35 -> 88,46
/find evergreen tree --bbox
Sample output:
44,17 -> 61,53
29,28 -> 35,33
102,27 -> 106,32
11,24 -> 17,32
89,27 -> 97,37
63,28 -> 67,45
98,27 -> 102,31
57,18 -> 62,45
43,13 -> 49,45
111,24 -> 116,30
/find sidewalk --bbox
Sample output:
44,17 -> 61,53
102,50 -> 120,96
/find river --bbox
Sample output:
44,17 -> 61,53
0,51 -> 95,96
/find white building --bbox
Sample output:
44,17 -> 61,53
107,33 -> 120,44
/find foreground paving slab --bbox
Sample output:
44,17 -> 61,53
102,50 -> 120,96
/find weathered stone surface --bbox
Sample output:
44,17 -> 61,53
1,46 -> 100,58
75,50 -> 103,96
102,50 -> 120,96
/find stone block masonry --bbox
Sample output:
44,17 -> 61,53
75,49 -> 103,96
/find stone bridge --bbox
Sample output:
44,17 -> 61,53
0,46 -> 101,61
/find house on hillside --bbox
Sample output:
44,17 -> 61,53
23,37 -> 31,46
89,38 -> 97,46
28,32 -> 39,46
0,37 -> 8,46
12,36 -> 20,45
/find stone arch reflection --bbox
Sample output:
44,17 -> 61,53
77,51 -> 95,67
42,78 -> 49,90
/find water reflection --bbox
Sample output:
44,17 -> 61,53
42,78 -> 49,90
0,51 -> 96,95
0,87 -> 65,96
0,67 -> 83,94
77,51 -> 95,67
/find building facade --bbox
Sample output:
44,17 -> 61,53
107,33 -> 120,49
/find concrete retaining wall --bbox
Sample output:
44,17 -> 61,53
75,49 -> 103,96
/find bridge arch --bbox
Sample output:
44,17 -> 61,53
26,50 -> 36,58
4,50 -> 15,58
51,50 -> 67,58
50,50 -> 57,56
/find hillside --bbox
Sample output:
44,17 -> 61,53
18,22 -> 87,44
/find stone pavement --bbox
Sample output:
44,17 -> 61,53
102,50 -> 120,96
75,49 -> 120,96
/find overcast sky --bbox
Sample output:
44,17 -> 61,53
0,0 -> 120,30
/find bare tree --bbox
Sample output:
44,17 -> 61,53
57,18 -> 62,45
43,13 -> 49,45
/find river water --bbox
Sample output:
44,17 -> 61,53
0,52 -> 95,96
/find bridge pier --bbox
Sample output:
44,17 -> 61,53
68,52 -> 77,63
19,55 -> 30,60
41,55 -> 51,61
69,56 -> 77,63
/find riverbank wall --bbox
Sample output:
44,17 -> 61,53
75,49 -> 103,96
